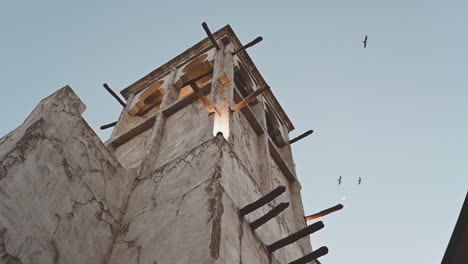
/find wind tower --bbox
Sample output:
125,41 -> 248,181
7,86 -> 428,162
0,24 -> 331,264
103,23 -> 323,264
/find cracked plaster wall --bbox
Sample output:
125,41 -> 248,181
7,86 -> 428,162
230,107 -> 261,186
155,100 -> 214,168
219,142 -> 310,264
0,82 -> 312,264
107,138 -> 225,264
0,87 -> 136,264
113,129 -> 152,169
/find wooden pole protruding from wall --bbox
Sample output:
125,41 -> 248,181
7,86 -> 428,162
305,204 -> 344,222
250,202 -> 289,230
289,130 -> 314,144
103,83 -> 127,107
288,246 -> 329,264
190,82 -> 216,113
201,22 -> 220,50
230,85 -> 270,112
267,221 -> 324,253
232,37 -> 263,56
239,185 -> 286,216
100,121 -> 117,130
179,70 -> 214,88
178,70 -> 217,113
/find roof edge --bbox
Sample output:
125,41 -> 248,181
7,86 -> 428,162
120,24 -> 294,132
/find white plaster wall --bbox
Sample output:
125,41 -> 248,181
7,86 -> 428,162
155,100 -> 214,168
230,109 -> 261,186
108,138 -> 224,264
0,87 -> 136,264
114,129 -> 152,169
219,142 -> 307,264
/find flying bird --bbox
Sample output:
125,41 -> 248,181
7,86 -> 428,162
337,176 -> 342,185
358,177 -> 362,185
363,35 -> 368,48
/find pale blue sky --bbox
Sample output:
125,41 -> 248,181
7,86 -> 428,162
1,1 -> 467,263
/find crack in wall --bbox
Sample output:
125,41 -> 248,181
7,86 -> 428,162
206,138 -> 225,260
0,228 -> 23,264
238,215 -> 244,264
0,119 -> 47,181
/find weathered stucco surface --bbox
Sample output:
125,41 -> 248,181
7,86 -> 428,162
0,87 -> 136,264
1,25 -> 317,264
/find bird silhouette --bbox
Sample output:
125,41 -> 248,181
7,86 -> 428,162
363,35 -> 368,48
338,176 -> 342,185
358,177 -> 362,185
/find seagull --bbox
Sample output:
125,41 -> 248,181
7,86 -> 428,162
363,35 -> 368,48
337,176 -> 342,185
358,177 -> 362,185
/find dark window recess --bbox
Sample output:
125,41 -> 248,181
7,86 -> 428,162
265,106 -> 287,147
234,72 -> 250,98
266,114 -> 279,146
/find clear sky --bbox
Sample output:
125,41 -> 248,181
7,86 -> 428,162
1,1 -> 467,263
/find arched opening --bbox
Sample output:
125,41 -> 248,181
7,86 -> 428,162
265,105 -> 287,147
176,54 -> 214,99
128,80 -> 165,117
234,61 -> 255,98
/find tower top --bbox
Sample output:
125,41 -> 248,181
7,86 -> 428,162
120,24 -> 294,132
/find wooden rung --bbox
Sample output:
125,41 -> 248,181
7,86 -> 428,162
232,36 -> 263,56
305,204 -> 344,222
103,83 -> 127,107
202,22 -> 220,50
239,185 -> 286,216
288,246 -> 329,264
267,221 -> 324,252
190,82 -> 216,113
230,85 -> 270,112
100,121 -> 117,130
289,130 -> 313,144
250,202 -> 289,230
179,70 -> 213,89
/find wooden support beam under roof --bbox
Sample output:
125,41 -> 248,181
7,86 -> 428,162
103,83 -> 127,107
232,36 -> 263,56
230,85 -> 270,112
201,22 -> 220,50
190,82 -> 216,113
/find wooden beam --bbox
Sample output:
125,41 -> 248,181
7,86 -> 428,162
230,85 -> 270,112
289,130 -> 314,144
250,202 -> 289,230
190,82 -> 216,113
232,88 -> 264,135
232,36 -> 263,56
239,185 -> 286,216
163,85 -> 211,117
179,70 -> 213,88
288,246 -> 329,264
267,221 -> 324,252
201,22 -> 220,50
110,115 -> 156,148
305,204 -> 343,222
103,83 -> 127,107
100,121 -> 117,130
